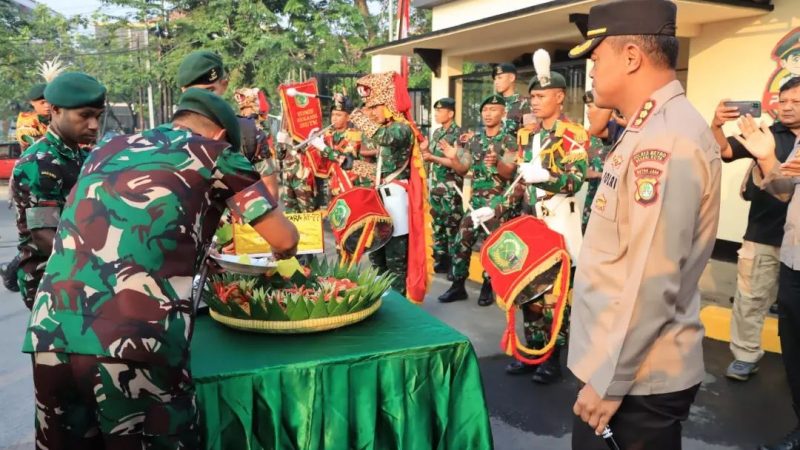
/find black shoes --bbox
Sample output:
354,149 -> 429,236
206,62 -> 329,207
433,255 -> 450,274
505,360 -> 538,375
438,278 -> 468,303
1,254 -> 20,292
477,280 -> 494,306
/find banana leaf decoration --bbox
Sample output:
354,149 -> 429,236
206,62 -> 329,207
202,258 -> 395,322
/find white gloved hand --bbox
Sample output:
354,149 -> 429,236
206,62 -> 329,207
470,207 -> 495,229
277,130 -> 292,145
309,135 -> 326,151
519,162 -> 551,184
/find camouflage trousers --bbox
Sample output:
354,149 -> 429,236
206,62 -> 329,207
519,264 -> 574,352
280,172 -> 314,213
369,234 -> 408,295
32,352 -> 198,450
522,302 -> 570,351
429,184 -> 463,261
451,214 -> 503,280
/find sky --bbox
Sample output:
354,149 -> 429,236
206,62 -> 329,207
36,0 -> 133,18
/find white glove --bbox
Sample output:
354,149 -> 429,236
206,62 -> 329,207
277,130 -> 292,145
519,162 -> 551,184
309,135 -> 326,151
470,207 -> 495,229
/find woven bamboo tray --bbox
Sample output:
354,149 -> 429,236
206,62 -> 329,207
208,298 -> 382,334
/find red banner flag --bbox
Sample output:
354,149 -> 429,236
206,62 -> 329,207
278,79 -> 324,141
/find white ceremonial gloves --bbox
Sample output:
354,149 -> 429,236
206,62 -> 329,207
309,135 -> 326,151
519,162 -> 551,184
470,207 -> 495,229
276,130 -> 292,145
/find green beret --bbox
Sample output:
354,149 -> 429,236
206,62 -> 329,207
176,88 -> 241,153
44,72 -> 106,108
433,97 -> 456,111
528,72 -> 568,92
27,83 -> 47,101
492,63 -> 517,79
177,51 -> 225,88
480,94 -> 506,110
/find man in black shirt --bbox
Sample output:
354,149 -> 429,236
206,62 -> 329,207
711,77 -> 800,381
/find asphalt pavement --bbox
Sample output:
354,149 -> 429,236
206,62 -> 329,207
0,186 -> 794,449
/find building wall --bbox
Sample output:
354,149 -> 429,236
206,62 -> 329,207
686,0 -> 800,243
431,0 -> 554,30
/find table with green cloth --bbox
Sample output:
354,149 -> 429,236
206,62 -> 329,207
190,290 -> 494,450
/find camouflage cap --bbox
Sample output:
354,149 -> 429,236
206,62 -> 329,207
177,51 -> 225,88
26,83 -> 47,101
433,97 -> 456,111
528,72 -> 568,92
481,94 -> 506,110
492,63 -> 517,79
176,88 -> 241,152
44,72 -> 106,108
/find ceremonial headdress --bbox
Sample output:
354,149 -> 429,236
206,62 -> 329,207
528,49 -> 567,91
234,87 -> 269,115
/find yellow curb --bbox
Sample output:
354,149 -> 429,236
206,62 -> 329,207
456,253 -> 783,355
701,305 -> 781,354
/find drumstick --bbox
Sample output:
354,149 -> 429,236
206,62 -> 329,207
447,181 -> 491,234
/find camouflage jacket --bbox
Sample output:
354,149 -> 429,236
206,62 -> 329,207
517,117 -> 589,196
373,120 -> 414,183
503,93 -> 529,134
15,112 -> 49,151
13,131 -> 88,306
22,124 -> 277,368
322,127 -> 362,162
239,115 -> 277,177
463,128 -> 518,210
430,122 -> 462,186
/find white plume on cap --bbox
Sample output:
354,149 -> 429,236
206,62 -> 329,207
39,55 -> 65,83
532,49 -> 551,88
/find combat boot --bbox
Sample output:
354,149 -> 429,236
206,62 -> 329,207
1,254 -> 20,293
477,280 -> 494,306
505,360 -> 538,375
438,278 -> 468,303
433,255 -> 450,274
532,346 -> 563,384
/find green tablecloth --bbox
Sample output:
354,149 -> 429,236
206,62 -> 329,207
191,291 -> 493,450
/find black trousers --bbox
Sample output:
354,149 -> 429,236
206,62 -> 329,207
779,263 -> 800,420
572,384 -> 700,450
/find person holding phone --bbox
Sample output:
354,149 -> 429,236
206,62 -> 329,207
731,112 -> 800,450
710,77 -> 800,382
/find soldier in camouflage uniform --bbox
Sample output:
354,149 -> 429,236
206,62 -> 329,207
438,94 -> 519,306
15,83 -> 51,152
274,132 -> 316,212
506,57 -> 589,384
23,88 -> 299,449
420,97 -> 462,277
493,63 -> 530,134
350,73 -> 417,295
12,72 -> 106,310
314,92 -> 373,194
234,86 -> 280,199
